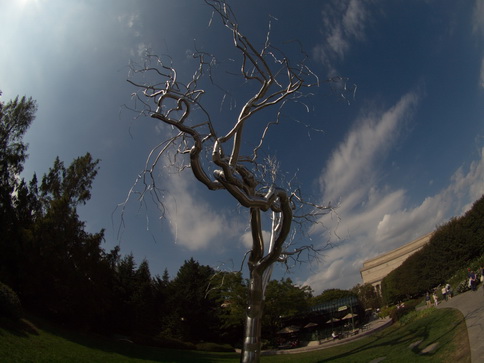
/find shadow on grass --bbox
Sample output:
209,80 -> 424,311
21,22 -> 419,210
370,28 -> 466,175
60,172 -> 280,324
313,329 -> 428,362
314,309 -> 465,362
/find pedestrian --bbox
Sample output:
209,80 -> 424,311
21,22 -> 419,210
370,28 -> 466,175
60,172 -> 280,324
469,270 -> 477,291
445,283 -> 452,299
425,292 -> 431,308
432,291 -> 438,306
441,285 -> 447,301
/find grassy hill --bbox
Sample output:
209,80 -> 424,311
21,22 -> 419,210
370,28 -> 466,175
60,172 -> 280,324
0,308 -> 470,362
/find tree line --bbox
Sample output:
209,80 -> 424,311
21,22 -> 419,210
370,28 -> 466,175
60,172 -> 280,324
3,92 -> 428,347
381,194 -> 484,304
3,92 -> 367,347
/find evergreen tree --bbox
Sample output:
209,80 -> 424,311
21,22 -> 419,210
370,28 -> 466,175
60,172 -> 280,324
111,254 -> 138,334
168,258 -> 220,342
0,93 -> 37,289
21,153 -> 108,327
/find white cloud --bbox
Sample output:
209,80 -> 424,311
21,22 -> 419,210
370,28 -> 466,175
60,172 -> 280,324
343,0 -> 368,41
313,0 -> 370,74
163,170 -> 242,251
372,147 -> 484,249
304,256 -> 345,288
303,91 -> 484,294
318,91 -> 419,210
472,0 -> 484,38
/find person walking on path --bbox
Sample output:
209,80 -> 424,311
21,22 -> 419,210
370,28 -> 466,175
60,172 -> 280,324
470,270 -> 477,291
432,291 -> 439,306
441,285 -> 447,301
425,292 -> 431,308
467,268 -> 478,291
445,283 -> 452,299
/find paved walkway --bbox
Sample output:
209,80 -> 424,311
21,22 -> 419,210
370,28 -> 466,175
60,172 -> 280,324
437,287 -> 484,363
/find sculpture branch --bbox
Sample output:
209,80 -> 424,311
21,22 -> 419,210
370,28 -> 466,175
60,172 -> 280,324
123,2 -> 342,362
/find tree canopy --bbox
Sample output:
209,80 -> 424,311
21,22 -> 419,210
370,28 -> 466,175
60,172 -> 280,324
381,194 -> 484,303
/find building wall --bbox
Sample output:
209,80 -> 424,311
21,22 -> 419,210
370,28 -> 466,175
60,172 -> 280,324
360,232 -> 433,294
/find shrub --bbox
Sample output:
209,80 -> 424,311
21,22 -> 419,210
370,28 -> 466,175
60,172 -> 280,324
0,282 -> 22,320
403,299 -> 419,310
378,305 -> 395,319
456,279 -> 470,294
390,304 -> 416,323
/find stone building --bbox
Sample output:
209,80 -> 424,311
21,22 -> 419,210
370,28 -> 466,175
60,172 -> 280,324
360,232 -> 433,295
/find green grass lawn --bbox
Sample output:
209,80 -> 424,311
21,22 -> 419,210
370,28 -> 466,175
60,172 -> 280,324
0,308 -> 469,362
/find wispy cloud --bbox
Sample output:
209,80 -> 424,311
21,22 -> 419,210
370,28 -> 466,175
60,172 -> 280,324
162,170 -> 243,251
319,92 -> 419,204
472,0 -> 484,37
303,91 -> 484,293
313,0 -> 371,74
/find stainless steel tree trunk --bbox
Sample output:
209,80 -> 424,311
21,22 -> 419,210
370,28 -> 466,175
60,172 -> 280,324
241,271 -> 264,363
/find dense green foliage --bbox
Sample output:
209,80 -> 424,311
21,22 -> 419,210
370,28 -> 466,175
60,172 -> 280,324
350,283 -> 382,310
166,258 -> 221,342
381,195 -> 484,304
262,278 -> 312,338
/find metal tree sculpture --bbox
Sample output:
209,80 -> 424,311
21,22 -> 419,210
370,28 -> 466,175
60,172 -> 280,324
127,1 -> 338,361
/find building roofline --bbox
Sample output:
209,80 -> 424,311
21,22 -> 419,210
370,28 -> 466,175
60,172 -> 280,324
361,232 -> 433,271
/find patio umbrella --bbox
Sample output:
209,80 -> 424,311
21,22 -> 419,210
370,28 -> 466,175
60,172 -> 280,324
303,322 -> 318,329
342,313 -> 357,320
325,317 -> 340,323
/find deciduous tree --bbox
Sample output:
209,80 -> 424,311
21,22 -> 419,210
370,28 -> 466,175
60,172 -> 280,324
262,278 -> 312,339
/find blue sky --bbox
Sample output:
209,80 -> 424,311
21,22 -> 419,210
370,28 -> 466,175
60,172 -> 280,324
1,0 -> 483,294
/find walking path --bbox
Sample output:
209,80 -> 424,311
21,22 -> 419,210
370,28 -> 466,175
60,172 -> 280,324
437,287 -> 484,363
